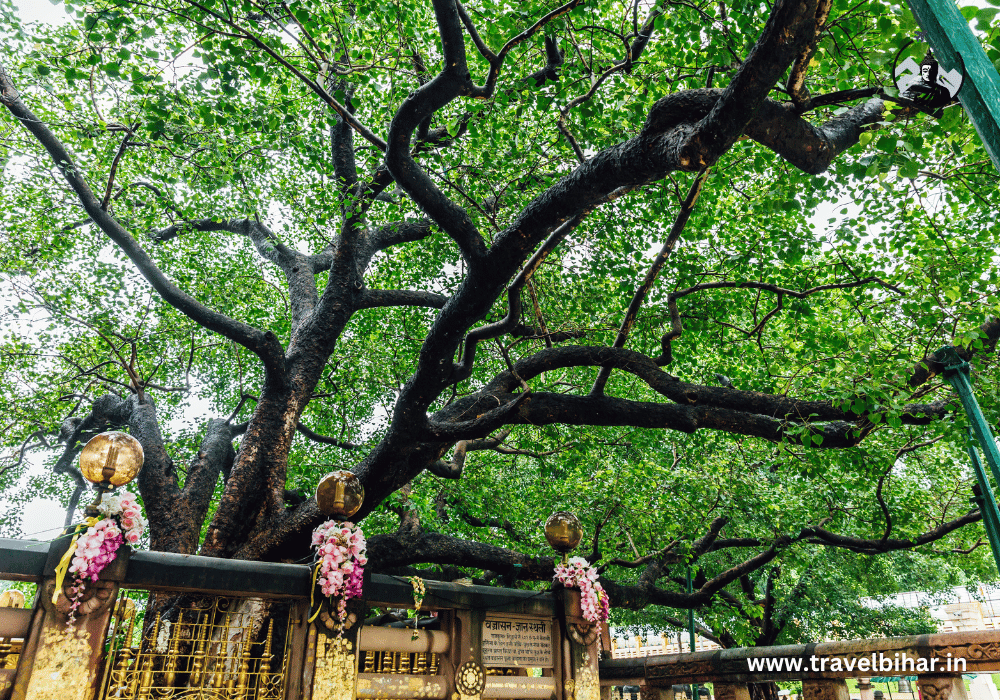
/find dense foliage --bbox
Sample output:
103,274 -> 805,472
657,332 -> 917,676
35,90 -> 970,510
2,0 -> 1000,644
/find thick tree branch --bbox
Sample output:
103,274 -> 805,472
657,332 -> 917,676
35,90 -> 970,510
801,509 -> 982,553
332,0 -> 892,522
367,220 -> 435,256
474,346 -> 943,429
173,418 -> 234,553
679,0 -> 823,168
358,289 -> 449,310
785,0 -> 833,110
385,0 -> 487,265
908,317 -> 1000,387
525,35 -> 564,86
456,2 -> 497,63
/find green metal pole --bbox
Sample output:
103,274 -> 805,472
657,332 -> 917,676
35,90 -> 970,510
903,0 -> 1000,171
937,346 -> 1000,570
965,429 -> 1000,562
687,566 -> 699,700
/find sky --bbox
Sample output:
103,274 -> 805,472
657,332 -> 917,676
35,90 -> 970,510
14,0 -> 71,26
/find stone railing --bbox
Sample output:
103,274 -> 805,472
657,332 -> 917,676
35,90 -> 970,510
599,630 -> 1000,700
612,640 -> 722,659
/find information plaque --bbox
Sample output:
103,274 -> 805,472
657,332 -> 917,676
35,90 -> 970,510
481,615 -> 554,668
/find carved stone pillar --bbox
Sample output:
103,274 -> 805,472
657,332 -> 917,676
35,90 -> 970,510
714,683 -> 751,700
858,678 -> 874,700
643,684 -> 676,700
917,676 -> 971,700
802,680 -> 851,700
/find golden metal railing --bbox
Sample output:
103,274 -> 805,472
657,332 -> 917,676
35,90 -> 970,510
97,593 -> 293,700
358,651 -> 440,676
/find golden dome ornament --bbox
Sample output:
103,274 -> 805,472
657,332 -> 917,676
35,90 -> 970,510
545,511 -> 584,561
316,469 -> 364,519
79,431 -> 144,516
80,431 -> 144,487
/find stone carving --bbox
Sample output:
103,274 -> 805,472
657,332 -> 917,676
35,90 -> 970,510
640,685 -> 665,700
714,684 -> 751,700
937,643 -> 1000,662
568,623 -> 600,647
646,661 -> 714,680
918,676 -> 969,700
46,578 -> 117,620
316,598 -> 363,634
802,679 -> 851,700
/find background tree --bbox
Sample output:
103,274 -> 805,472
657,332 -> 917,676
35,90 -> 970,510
2,0 -> 999,632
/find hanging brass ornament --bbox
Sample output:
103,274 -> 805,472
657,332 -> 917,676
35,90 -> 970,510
544,511 -> 583,554
316,469 -> 364,518
79,431 -> 144,487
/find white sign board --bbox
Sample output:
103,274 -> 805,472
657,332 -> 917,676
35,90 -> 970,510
481,616 -> 554,668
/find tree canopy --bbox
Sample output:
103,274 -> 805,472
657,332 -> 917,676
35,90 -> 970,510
2,0 -> 1000,640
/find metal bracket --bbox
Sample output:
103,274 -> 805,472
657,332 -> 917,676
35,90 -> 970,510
935,345 -> 970,375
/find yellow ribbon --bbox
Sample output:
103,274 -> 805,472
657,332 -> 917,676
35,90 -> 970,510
307,562 -> 323,623
52,517 -> 100,605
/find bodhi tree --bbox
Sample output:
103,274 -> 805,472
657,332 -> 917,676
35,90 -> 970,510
2,0 -> 1000,626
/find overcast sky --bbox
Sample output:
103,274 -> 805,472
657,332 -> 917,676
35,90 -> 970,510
15,0 -> 71,26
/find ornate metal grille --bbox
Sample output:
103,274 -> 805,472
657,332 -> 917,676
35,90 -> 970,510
358,650 -> 440,675
97,593 -> 293,700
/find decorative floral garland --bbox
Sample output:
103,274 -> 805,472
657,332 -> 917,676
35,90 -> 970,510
553,556 -> 610,631
311,520 -> 367,630
408,576 -> 426,640
408,575 -> 426,610
57,491 -> 146,626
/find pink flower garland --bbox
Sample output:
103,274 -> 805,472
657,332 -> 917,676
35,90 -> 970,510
554,556 -> 610,632
312,520 -> 367,628
64,491 -> 146,624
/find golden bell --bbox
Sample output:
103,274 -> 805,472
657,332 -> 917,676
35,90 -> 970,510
316,469 -> 364,518
544,511 -> 583,554
79,431 -> 144,487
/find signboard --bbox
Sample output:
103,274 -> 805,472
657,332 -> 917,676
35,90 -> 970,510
481,615 -> 554,668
